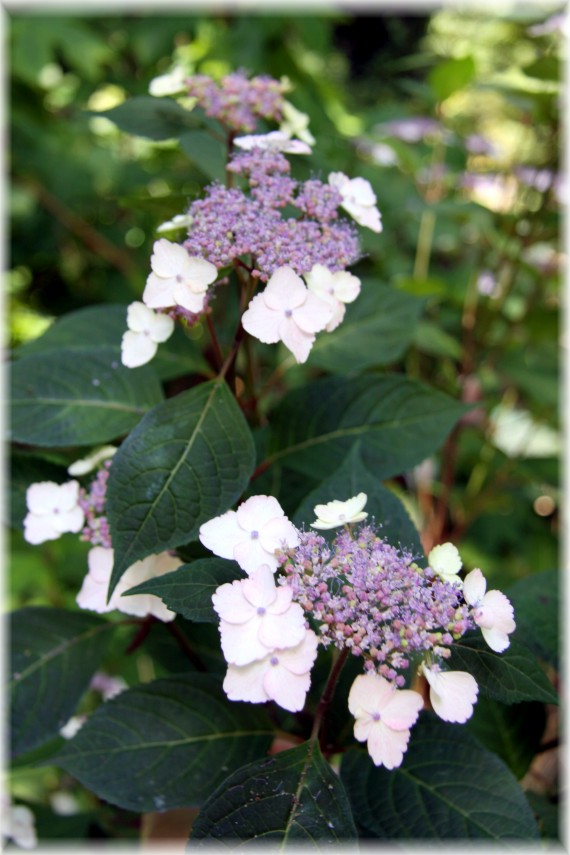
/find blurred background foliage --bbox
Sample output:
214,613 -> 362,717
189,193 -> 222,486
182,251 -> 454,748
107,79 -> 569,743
8,5 -> 562,843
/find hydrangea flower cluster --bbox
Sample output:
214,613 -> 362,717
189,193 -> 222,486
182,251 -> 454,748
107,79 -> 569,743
22,454 -> 180,624
119,72 -> 382,369
200,492 -> 516,769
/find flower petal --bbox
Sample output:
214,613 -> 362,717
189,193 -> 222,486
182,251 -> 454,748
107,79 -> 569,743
264,267 -> 307,312
366,721 -> 411,769
241,294 -> 282,344
463,567 -> 487,606
142,272 -> 176,309
199,511 -> 244,561
263,665 -> 311,712
223,659 -> 269,704
121,330 -> 158,368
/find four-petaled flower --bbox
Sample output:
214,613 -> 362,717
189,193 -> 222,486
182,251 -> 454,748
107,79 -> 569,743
121,301 -> 175,368
76,546 -> 181,622
304,264 -> 361,331
348,673 -> 423,769
24,481 -> 85,545
234,130 -> 312,155
142,238 -> 217,313
310,492 -> 368,530
199,494 -> 299,574
463,568 -> 516,652
223,629 -> 318,712
428,542 -> 463,587
213,564 -> 306,665
328,172 -> 383,233
421,662 -> 478,723
241,266 -> 333,363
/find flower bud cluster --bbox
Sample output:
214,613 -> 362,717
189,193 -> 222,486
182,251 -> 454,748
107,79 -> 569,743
78,460 -> 113,549
185,71 -> 287,132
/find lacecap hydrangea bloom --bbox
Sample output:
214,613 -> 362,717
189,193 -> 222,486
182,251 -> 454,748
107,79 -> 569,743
201,492 -> 516,769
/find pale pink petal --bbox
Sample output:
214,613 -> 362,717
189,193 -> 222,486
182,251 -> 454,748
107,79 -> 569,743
171,284 -> 207,314
212,580 -> 256,624
151,239 -> 189,278
241,564 -> 277,609
348,673 -> 394,718
258,605 -> 306,650
150,312 -> 175,343
263,665 -> 311,712
477,590 -> 516,634
277,630 -> 318,675
303,264 -> 332,295
178,255 -> 217,290
293,292 -> 333,334
233,538 -> 278,574
328,172 -> 349,193
55,481 -> 81,512
332,271 -> 361,303
381,689 -> 424,731
142,272 -> 176,309
353,716 -> 374,743
236,495 -> 285,531
223,659 -> 269,704
263,268 -> 307,311
241,295 -> 282,344
463,568 -> 487,605
480,626 -> 511,653
51,506 -> 85,534
199,511 -> 244,560
219,618 -> 269,665
26,482 -> 61,515
77,549 -> 114,612
423,666 -> 478,723
323,301 -> 346,333
267,585 -> 294,615
259,516 -> 299,554
278,317 -> 315,364
126,301 -> 154,333
348,177 -> 377,207
23,513 -> 59,544
121,331 -> 158,368
87,546 -> 114,583
367,722 -> 411,769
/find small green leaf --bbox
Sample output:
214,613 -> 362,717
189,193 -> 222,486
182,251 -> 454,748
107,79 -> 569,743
341,715 -> 539,839
9,607 -> 115,757
292,446 -> 422,555
266,375 -> 466,481
429,56 -> 476,102
125,557 -> 243,623
309,283 -> 424,373
10,347 -> 163,447
106,379 -> 255,596
449,635 -> 558,705
507,570 -> 559,669
94,96 -> 200,140
190,740 -> 358,844
53,674 -> 273,811
179,130 -> 227,181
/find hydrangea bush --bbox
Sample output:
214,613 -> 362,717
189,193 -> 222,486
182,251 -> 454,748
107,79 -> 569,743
9,67 -> 558,847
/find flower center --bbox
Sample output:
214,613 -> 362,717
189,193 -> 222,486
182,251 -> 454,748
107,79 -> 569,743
250,530 -> 259,540
372,712 -> 381,721
284,309 -> 293,318
257,607 -> 266,616
176,274 -> 184,283
270,656 -> 279,666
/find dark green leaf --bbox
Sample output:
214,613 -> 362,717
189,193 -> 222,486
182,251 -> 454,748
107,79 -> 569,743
525,793 -> 560,840
15,304 -> 210,382
266,375 -> 466,481
9,607 -> 115,757
53,674 -> 273,811
466,697 -> 546,779
449,635 -> 558,705
429,56 -> 476,102
10,347 -> 163,447
125,557 -> 243,623
106,379 -> 255,596
179,129 -> 226,181
341,715 -> 539,839
292,446 -> 422,554
309,283 -> 424,373
94,96 -> 200,140
507,570 -> 559,669
190,740 -> 358,845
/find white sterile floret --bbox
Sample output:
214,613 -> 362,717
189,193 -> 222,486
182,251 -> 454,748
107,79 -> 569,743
328,172 -> 383,233
304,264 -> 361,332
223,629 -> 318,712
428,542 -> 463,587
212,564 -> 306,666
463,568 -> 516,652
199,494 -> 299,575
76,546 -> 181,622
234,130 -> 312,155
142,238 -> 217,313
348,673 -> 423,769
149,65 -> 188,97
311,493 -> 368,530
68,445 -> 117,476
24,480 -> 84,545
121,301 -> 175,368
421,662 -> 478,723
156,213 -> 194,234
279,101 -> 316,146
2,801 -> 38,850
241,266 -> 333,364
